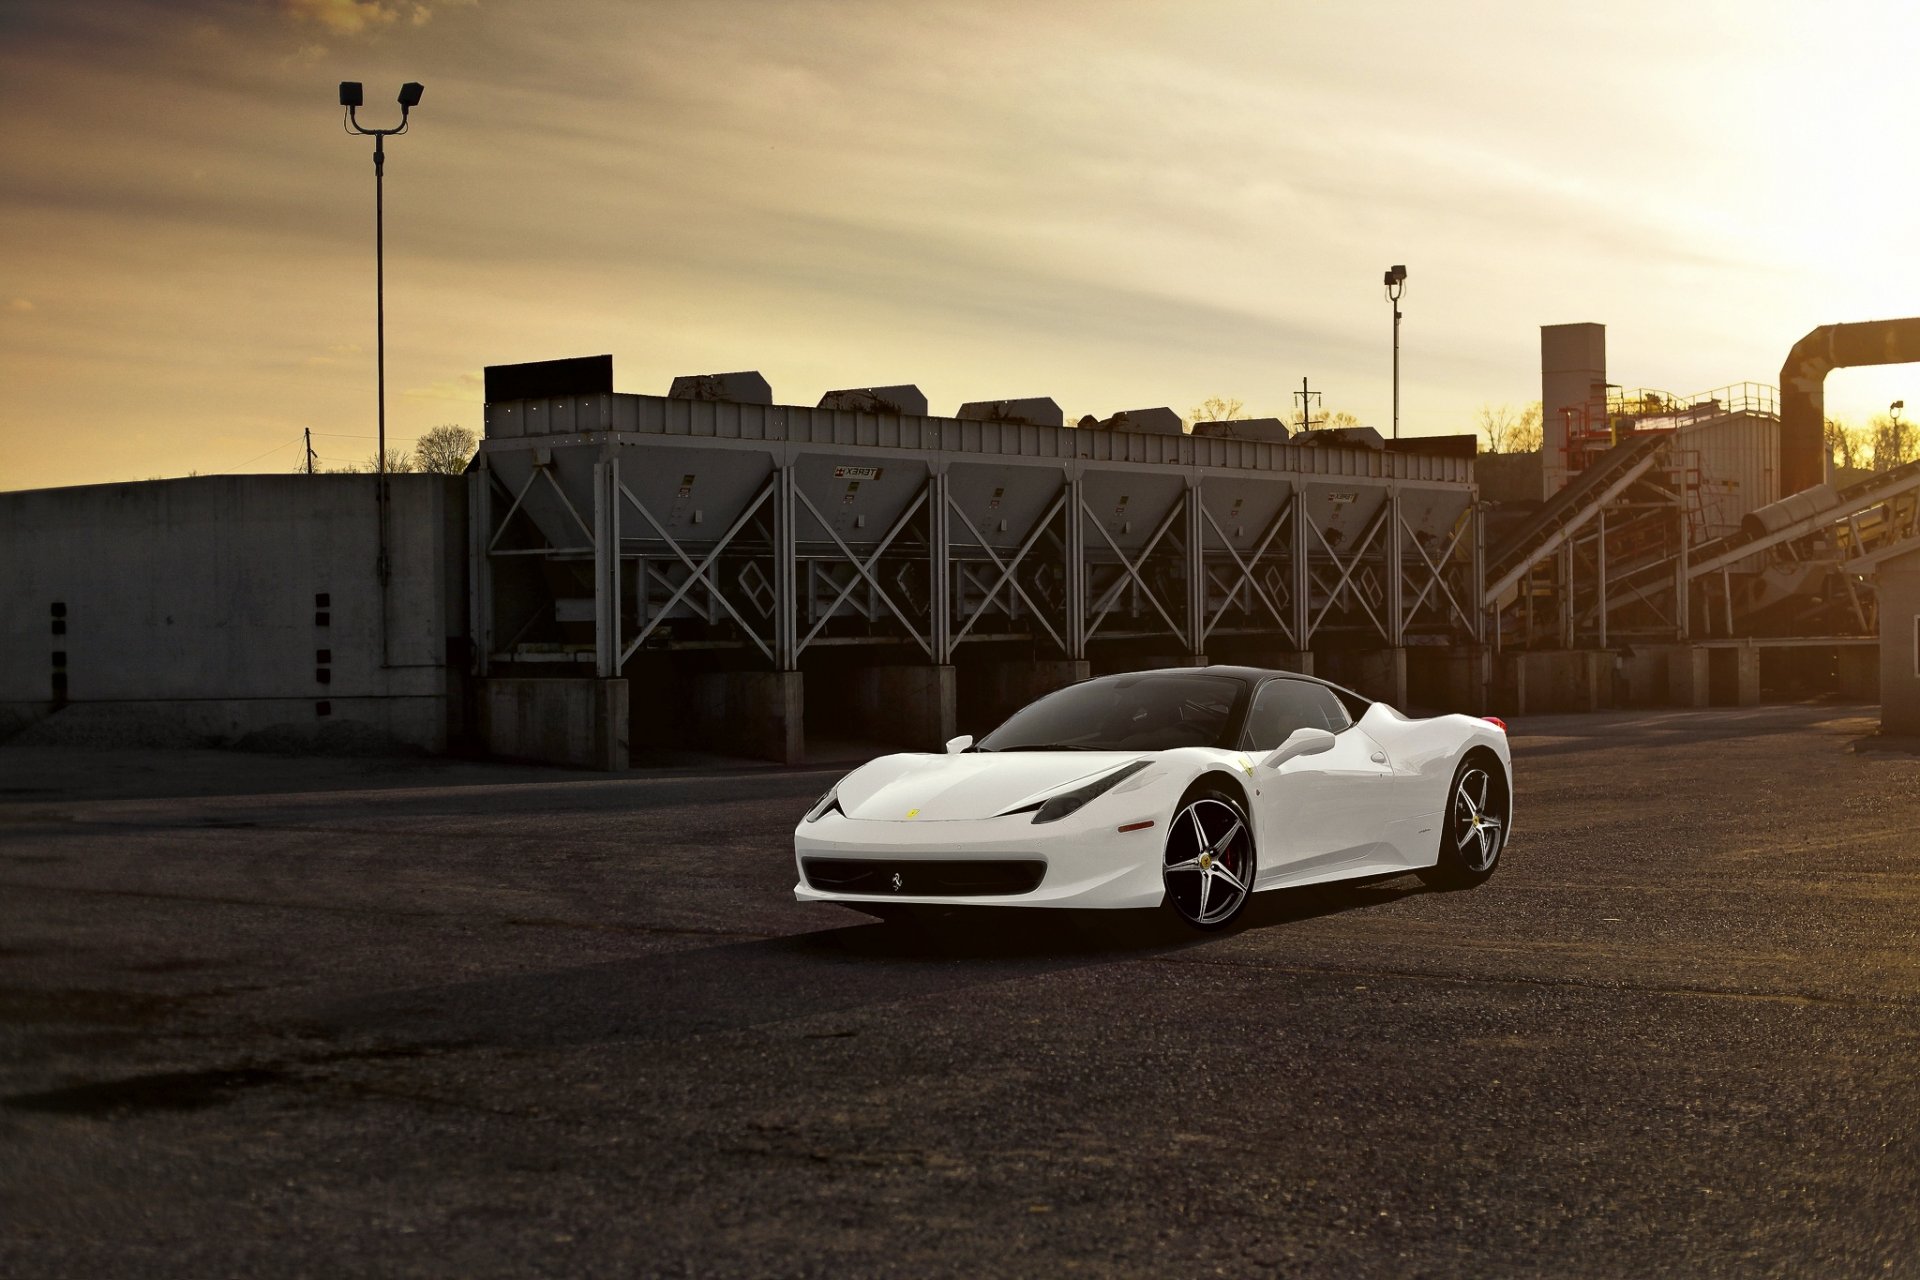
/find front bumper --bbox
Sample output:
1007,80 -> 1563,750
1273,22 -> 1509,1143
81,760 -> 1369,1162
792,809 -> 1167,910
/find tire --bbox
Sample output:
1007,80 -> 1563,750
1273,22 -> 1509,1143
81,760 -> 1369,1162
1162,785 -> 1257,930
1418,753 -> 1509,890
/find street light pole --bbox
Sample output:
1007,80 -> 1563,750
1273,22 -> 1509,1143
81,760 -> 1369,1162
341,81 -> 422,664
1383,264 -> 1407,440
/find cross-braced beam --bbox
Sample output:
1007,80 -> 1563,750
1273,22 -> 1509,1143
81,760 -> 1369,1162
1306,501 -> 1391,643
618,473 -> 778,665
1199,492 -> 1295,646
792,482 -> 933,659
1082,492 -> 1187,644
947,489 -> 1069,654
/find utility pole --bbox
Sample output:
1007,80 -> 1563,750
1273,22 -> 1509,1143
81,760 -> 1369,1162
340,79 -> 424,666
304,428 -> 316,476
1383,264 -> 1407,439
1294,377 -> 1323,432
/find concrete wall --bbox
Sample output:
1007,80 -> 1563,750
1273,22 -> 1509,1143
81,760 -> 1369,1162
0,475 -> 467,752
1879,555 -> 1920,734
479,678 -> 627,770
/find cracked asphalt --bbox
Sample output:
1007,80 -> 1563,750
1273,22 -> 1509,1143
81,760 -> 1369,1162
2,703 -> 1918,1277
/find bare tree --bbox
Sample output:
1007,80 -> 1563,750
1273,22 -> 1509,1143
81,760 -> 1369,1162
414,424 -> 477,475
1477,402 -> 1543,453
1296,409 -> 1364,432
1188,396 -> 1245,427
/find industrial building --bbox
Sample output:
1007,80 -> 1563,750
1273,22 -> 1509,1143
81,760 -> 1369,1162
6,322 -> 1920,767
1482,319 -> 1920,714
471,357 -> 1480,766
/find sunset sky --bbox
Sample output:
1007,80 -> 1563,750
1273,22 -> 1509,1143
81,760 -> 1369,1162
2,0 -> 1917,490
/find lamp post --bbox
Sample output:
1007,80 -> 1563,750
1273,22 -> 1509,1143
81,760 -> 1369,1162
1894,400 -> 1908,468
1383,264 -> 1407,440
340,80 -> 423,592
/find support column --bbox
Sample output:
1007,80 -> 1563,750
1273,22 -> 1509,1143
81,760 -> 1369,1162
1387,488 -> 1405,647
1186,478 -> 1206,661
1471,501 -> 1487,644
1837,644 -> 1879,700
1291,488 -> 1312,650
1668,646 -> 1710,708
1675,507 -> 1691,640
1065,472 -> 1086,661
1734,640 -> 1761,706
775,463 -> 797,670
1596,509 -> 1609,650
467,465 -> 493,676
592,458 -> 620,679
930,467 -> 952,665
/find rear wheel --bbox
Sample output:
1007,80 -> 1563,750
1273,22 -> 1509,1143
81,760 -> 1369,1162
1418,754 -> 1508,890
1162,787 -> 1256,930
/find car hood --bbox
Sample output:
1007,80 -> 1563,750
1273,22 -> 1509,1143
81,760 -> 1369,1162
838,751 -> 1149,821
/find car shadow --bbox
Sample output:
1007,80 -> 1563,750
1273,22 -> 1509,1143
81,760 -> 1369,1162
305,879 -> 1427,1055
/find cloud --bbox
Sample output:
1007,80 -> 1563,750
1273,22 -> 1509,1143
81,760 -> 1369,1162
279,0 -> 470,35
402,371 -> 483,403
281,0 -> 399,36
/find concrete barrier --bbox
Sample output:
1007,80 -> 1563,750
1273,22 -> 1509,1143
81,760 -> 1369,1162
1315,648 -> 1407,707
1406,646 -> 1488,715
829,664 -> 957,752
683,670 -> 804,764
480,677 -> 628,770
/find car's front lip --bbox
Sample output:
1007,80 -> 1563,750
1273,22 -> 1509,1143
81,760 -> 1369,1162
792,809 -> 1167,909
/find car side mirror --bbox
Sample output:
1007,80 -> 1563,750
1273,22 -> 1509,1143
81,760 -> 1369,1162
1260,727 -> 1335,770
944,734 -> 974,754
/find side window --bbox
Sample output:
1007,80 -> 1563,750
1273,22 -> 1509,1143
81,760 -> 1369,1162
1307,683 -> 1354,733
1242,679 -> 1348,750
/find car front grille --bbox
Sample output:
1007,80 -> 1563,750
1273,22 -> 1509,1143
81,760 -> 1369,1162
800,858 -> 1046,897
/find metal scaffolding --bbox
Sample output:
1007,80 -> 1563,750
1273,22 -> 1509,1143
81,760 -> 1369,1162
469,393 -> 1483,676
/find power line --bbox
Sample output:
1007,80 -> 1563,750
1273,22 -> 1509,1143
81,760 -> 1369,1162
232,437 -> 302,470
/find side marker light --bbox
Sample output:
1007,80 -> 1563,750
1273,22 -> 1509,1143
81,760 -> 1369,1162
1117,820 -> 1156,833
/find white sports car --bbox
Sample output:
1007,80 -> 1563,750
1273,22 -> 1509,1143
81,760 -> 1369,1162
793,666 -> 1512,930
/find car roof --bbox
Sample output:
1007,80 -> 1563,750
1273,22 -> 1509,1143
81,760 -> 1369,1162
1079,665 -> 1376,705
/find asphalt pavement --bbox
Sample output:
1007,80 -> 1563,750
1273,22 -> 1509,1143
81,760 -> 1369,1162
2,703 -> 1918,1278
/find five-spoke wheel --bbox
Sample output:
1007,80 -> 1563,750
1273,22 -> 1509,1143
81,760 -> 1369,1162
1163,789 -> 1256,929
1419,754 -> 1508,890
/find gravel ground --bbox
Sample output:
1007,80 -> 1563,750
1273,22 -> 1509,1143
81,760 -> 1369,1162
2,703 -> 1917,1278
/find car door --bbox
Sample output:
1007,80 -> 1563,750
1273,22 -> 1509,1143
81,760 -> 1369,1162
1243,679 -> 1394,883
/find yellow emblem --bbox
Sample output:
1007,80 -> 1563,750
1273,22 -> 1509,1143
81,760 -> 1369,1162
1239,755 -> 1254,778
906,808 -> 920,819
1199,852 -> 1213,870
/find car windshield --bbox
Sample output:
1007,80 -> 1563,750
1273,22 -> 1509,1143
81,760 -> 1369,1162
976,674 -> 1244,752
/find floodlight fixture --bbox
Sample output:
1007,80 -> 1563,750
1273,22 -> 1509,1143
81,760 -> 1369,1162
398,81 -> 424,108
338,81 -> 364,107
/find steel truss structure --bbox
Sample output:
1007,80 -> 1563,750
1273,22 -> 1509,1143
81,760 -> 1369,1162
1486,440 -> 1920,649
469,394 -> 1481,675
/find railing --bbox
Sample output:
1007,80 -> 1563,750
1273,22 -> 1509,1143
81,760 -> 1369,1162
1607,382 -> 1779,423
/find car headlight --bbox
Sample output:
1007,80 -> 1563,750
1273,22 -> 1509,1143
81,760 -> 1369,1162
1024,760 -> 1152,824
805,783 -> 843,822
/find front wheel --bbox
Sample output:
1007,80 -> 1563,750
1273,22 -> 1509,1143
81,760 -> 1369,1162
1418,755 -> 1508,890
1162,788 -> 1256,930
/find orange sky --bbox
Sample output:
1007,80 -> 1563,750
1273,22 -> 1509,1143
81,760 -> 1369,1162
3,0 -> 1918,490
